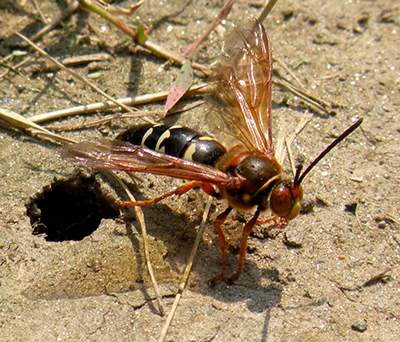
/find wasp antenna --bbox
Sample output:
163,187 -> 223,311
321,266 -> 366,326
297,118 -> 363,185
293,164 -> 303,186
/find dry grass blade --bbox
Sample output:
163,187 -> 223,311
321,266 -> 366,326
285,139 -> 296,177
273,77 -> 333,114
44,101 -> 203,132
183,0 -> 235,58
29,1 -> 80,42
362,267 -> 391,287
13,31 -> 134,114
103,170 -> 166,316
275,112 -> 313,167
274,57 -> 308,92
258,0 -> 279,23
28,84 -> 209,124
284,112 -> 313,176
0,108 -> 75,145
26,74 -> 330,127
32,0 -> 47,23
158,197 -> 213,342
102,0 -> 149,15
61,53 -> 112,67
385,214 -> 400,226
78,0 -> 208,73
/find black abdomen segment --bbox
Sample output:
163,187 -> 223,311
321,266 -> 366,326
116,124 -> 227,167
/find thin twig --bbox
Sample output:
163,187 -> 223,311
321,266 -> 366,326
32,0 -> 48,24
78,0 -> 208,73
104,170 -> 166,316
258,0 -> 279,23
101,0 -> 150,15
158,197 -> 213,342
27,72 -> 330,125
29,1 -> 80,42
183,0 -> 235,58
44,101 -> 203,132
276,112 -> 312,166
61,53 -> 112,66
14,31 -> 134,114
315,72 -> 342,80
273,76 -> 333,114
28,84 -> 209,124
274,57 -> 308,92
362,267 -> 391,287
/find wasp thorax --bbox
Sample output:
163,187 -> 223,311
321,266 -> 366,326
236,154 -> 281,189
270,181 -> 303,220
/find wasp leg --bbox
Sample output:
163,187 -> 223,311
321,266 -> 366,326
120,180 -> 218,208
228,208 -> 261,284
256,216 -> 287,226
208,207 -> 233,287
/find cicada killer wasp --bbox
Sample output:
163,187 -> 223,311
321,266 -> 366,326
62,17 -> 363,284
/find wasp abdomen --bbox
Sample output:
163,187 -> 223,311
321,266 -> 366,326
117,124 -> 227,167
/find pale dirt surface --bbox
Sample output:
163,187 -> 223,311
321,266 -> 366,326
0,0 -> 399,341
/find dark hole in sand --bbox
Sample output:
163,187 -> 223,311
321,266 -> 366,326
26,172 -> 119,241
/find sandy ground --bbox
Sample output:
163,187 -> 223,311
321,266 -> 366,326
0,0 -> 399,341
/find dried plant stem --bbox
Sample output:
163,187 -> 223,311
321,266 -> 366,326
274,77 -> 333,114
102,0 -> 150,15
158,197 -> 212,342
258,0 -> 279,23
29,1 -> 80,42
104,170 -> 166,316
0,108 -> 75,145
32,0 -> 47,23
275,112 -> 312,167
44,101 -> 203,132
274,57 -> 308,92
14,31 -> 134,114
183,0 -> 235,58
78,0 -> 208,73
29,84 -> 209,124
28,74 -> 329,126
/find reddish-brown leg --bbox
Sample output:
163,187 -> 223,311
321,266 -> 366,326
228,208 -> 261,284
120,180 -> 217,208
208,206 -> 232,286
257,216 -> 286,226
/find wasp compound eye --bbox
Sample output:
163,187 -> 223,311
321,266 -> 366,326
270,184 -> 293,218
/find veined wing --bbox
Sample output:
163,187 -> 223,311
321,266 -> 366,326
62,140 -> 233,186
208,17 -> 273,154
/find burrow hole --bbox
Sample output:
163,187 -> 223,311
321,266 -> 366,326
26,171 -> 119,242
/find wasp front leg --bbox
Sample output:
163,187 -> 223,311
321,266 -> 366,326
256,216 -> 287,226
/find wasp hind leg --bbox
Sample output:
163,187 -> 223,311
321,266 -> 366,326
120,180 -> 218,208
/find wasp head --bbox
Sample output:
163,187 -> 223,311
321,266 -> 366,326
269,118 -> 363,220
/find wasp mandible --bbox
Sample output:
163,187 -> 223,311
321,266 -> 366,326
63,17 -> 362,284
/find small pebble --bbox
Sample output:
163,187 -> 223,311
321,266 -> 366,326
352,321 -> 367,332
283,226 -> 303,247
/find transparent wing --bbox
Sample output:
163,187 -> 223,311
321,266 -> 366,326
62,140 -> 233,186
208,17 -> 273,154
